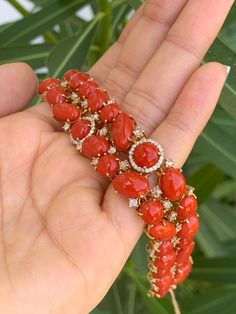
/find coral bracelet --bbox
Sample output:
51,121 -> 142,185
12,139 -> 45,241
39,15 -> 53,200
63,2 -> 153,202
38,69 -> 199,299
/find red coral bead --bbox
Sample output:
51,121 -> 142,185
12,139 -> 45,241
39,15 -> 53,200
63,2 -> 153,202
112,113 -> 134,151
174,261 -> 192,285
69,73 -> 90,91
52,103 -> 80,122
154,250 -> 176,268
157,240 -> 174,255
112,172 -> 150,198
149,220 -> 176,241
155,275 -> 173,289
82,135 -> 109,158
63,69 -> 80,81
177,195 -> 198,220
176,242 -> 195,265
100,103 -> 121,123
46,86 -> 66,105
96,154 -> 119,177
156,288 -> 170,298
71,119 -> 91,140
38,78 -> 59,95
153,268 -> 172,278
139,200 -> 163,225
176,237 -> 193,250
133,142 -> 159,168
77,80 -> 98,98
160,168 -> 186,201
88,90 -> 109,113
178,215 -> 199,239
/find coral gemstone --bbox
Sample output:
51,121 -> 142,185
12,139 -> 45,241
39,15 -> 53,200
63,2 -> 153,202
63,69 -> 80,81
157,240 -> 174,255
133,142 -> 159,168
150,220 -> 176,241
82,135 -> 109,158
153,268 -> 172,278
88,90 -> 109,113
52,103 -> 80,122
177,195 -> 198,220
174,261 -> 192,285
112,113 -> 134,150
100,103 -> 121,123
96,155 -> 119,177
176,237 -> 193,250
112,172 -> 149,198
71,119 -> 91,139
139,200 -> 163,225
176,241 -> 195,264
154,250 -> 176,268
160,168 -> 186,201
38,78 -> 59,95
46,86 -> 66,105
78,80 -> 98,98
155,275 -> 173,289
178,215 -> 199,239
69,73 -> 90,90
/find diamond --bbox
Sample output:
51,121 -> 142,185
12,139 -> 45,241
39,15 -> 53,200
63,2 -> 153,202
108,146 -> 116,154
172,236 -> 180,246
81,99 -> 88,108
165,159 -> 174,168
175,223 -> 182,232
133,126 -> 144,138
60,81 -> 68,88
129,198 -> 139,208
162,200 -> 172,210
91,158 -> 99,166
168,211 -> 178,222
62,122 -> 71,131
76,141 -> 82,151
119,160 -> 130,171
99,127 -> 108,137
151,186 -> 162,198
186,185 -> 195,195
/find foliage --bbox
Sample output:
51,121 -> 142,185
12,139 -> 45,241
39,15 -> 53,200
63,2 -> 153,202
0,0 -> 236,313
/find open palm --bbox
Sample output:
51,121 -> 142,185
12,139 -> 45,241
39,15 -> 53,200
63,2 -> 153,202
0,1 -> 233,313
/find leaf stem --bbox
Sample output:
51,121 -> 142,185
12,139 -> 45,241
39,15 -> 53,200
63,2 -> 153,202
8,0 -> 29,16
97,0 -> 111,54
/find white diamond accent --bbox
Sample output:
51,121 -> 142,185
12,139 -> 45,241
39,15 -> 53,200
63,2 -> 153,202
128,139 -> 164,174
151,186 -> 162,198
129,198 -> 139,208
162,200 -> 172,209
168,211 -> 178,222
91,158 -> 99,166
186,185 -> 195,196
76,141 -> 82,151
119,160 -> 130,171
62,122 -> 71,131
165,159 -> 174,168
176,223 -> 182,232
81,100 -> 88,108
108,147 -> 116,154
99,127 -> 108,137
69,133 -> 78,145
172,236 -> 180,246
133,126 -> 144,138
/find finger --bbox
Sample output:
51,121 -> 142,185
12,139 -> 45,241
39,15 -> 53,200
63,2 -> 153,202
123,0 -> 233,133
102,0 -> 189,101
152,62 -> 229,166
103,62 -> 228,260
0,63 -> 37,117
89,4 -> 144,83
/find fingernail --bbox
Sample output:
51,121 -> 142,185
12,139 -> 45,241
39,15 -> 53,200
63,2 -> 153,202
224,65 -> 231,76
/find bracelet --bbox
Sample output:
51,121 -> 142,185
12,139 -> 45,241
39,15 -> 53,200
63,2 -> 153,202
38,69 -> 199,299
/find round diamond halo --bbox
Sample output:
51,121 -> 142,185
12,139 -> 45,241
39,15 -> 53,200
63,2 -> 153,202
129,139 -> 164,174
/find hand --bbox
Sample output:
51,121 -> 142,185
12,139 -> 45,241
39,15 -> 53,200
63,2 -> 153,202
0,1 -> 233,313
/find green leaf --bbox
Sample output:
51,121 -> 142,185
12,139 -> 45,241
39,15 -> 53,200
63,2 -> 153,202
182,287 -> 236,314
190,257 -> 236,283
211,107 -> 236,140
187,163 -> 225,205
0,44 -> 54,68
194,120 -> 236,179
47,13 -> 103,77
127,0 -> 143,10
0,0 -> 88,46
204,38 -> 236,119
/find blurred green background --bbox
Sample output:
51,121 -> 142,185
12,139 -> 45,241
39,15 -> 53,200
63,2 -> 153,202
0,0 -> 236,313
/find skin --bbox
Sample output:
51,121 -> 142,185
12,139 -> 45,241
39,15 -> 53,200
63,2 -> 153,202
0,0 -> 233,313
